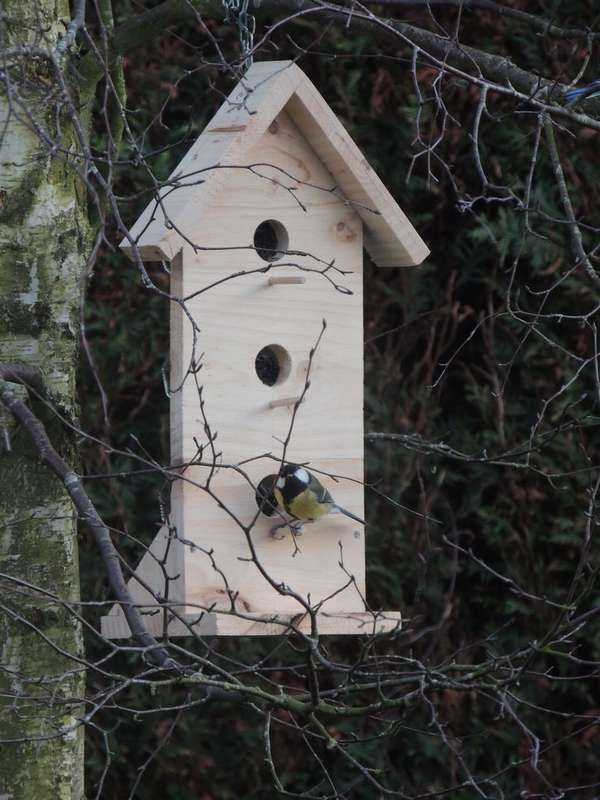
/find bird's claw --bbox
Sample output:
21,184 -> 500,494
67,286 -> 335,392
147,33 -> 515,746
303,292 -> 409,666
270,521 -> 304,539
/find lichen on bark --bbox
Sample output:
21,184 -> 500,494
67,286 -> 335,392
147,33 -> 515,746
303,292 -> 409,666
0,1 -> 94,797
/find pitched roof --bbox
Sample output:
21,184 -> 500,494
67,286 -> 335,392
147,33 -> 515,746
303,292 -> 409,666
122,61 -> 429,267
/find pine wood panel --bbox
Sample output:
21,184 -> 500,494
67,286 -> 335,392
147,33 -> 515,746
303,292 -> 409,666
180,459 -> 365,616
101,609 -> 402,638
176,109 -> 364,464
103,68 -> 417,636
170,109 -> 367,617
101,524 -> 183,631
122,60 -> 428,267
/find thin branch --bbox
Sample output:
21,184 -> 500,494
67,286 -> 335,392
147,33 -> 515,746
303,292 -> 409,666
0,369 -> 173,667
543,114 -> 600,290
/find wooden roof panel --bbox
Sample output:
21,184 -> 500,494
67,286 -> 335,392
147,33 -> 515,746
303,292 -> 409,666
122,61 -> 428,267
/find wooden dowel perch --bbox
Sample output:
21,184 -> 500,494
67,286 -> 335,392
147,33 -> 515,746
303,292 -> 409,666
268,276 -> 306,286
268,396 -> 303,409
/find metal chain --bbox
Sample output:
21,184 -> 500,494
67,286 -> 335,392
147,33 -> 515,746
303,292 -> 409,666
222,0 -> 258,71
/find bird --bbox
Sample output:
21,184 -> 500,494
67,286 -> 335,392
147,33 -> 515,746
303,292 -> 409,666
255,463 -> 364,536
564,79 -> 600,105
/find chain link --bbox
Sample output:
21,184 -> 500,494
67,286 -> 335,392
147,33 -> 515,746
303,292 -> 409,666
222,0 -> 257,71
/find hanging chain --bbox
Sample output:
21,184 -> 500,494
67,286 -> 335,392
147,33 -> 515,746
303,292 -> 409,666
222,0 -> 258,72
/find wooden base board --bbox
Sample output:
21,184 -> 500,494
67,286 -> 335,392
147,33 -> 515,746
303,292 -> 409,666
100,609 -> 401,638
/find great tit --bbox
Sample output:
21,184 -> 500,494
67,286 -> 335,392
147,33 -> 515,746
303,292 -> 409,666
255,463 -> 364,535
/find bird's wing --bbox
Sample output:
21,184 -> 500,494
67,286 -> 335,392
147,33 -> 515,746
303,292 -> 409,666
318,484 -> 334,505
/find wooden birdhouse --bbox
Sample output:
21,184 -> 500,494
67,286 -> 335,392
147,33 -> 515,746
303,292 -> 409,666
101,61 -> 428,639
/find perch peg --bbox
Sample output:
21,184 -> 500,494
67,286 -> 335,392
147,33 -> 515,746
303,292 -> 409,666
268,276 -> 306,286
268,396 -> 303,410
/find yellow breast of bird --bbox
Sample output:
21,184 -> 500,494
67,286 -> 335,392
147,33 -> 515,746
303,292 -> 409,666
287,489 -> 332,522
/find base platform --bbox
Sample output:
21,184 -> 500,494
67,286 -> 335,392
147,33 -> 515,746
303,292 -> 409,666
100,609 -> 402,638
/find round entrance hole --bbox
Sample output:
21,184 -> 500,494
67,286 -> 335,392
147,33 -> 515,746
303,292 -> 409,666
253,220 -> 289,262
255,344 -> 291,386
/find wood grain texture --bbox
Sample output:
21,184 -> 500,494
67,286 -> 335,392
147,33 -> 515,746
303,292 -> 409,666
180,459 -> 365,616
268,276 -> 306,286
176,109 -> 364,462
103,78 -> 413,637
121,60 -> 428,267
171,109 -> 367,618
101,609 -> 402,638
169,251 -> 185,464
101,524 -> 183,632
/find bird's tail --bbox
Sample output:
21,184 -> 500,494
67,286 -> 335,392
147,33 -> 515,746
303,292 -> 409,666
331,505 -> 365,525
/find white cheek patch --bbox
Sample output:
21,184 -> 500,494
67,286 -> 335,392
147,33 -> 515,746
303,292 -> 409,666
276,477 -> 285,489
294,468 -> 310,484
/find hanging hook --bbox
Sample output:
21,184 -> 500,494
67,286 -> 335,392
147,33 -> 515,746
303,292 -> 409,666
222,0 -> 256,71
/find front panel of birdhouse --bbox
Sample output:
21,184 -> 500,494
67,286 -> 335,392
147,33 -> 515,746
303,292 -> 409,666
170,110 -> 366,618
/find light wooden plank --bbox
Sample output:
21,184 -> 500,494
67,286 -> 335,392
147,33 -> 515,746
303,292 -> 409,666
122,62 -> 303,261
122,60 -> 428,268
104,110 -> 379,638
176,109 -> 364,465
169,251 -> 185,464
101,609 -> 401,638
104,89 -> 418,639
162,111 -> 367,624
180,459 -> 365,617
102,524 -> 184,629
286,80 -> 430,266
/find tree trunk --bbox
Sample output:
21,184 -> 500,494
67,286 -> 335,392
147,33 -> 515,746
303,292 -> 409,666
0,1 -> 90,797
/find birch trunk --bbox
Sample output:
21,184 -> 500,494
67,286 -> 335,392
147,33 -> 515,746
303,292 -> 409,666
0,1 -> 92,797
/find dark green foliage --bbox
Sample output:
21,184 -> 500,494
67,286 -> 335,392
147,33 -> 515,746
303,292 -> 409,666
79,2 -> 600,796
